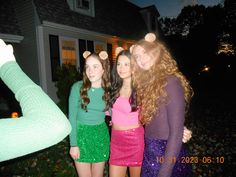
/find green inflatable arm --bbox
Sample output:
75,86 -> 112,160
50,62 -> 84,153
0,39 -> 71,162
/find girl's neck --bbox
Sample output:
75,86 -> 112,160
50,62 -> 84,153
91,80 -> 102,88
120,78 -> 131,97
122,77 -> 131,89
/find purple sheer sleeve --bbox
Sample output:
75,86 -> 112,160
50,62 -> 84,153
157,76 -> 185,177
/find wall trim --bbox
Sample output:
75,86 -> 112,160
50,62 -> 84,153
42,21 -> 135,43
0,33 -> 24,43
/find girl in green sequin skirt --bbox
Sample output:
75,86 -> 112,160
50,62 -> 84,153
69,51 -> 111,177
76,122 -> 109,162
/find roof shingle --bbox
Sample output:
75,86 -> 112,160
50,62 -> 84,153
33,0 -> 148,39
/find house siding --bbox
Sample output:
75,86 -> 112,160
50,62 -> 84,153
13,0 -> 40,84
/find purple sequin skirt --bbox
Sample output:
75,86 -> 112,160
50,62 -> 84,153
141,137 -> 192,177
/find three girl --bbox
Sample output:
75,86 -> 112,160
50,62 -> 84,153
69,33 -> 193,177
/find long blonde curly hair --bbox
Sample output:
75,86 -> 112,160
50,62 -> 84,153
131,39 -> 193,125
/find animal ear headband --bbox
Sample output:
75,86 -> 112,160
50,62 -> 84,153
144,33 -> 156,42
129,33 -> 156,53
83,50 -> 108,60
115,46 -> 124,57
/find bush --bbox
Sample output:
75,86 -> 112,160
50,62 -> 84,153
55,64 -> 81,115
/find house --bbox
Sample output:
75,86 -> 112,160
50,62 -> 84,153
0,0 -> 160,102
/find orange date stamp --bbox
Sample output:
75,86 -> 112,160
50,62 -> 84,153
157,156 -> 225,164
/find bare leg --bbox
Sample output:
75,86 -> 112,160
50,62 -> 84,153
74,162 -> 92,177
109,165 -> 127,177
129,166 -> 141,177
91,161 -> 106,177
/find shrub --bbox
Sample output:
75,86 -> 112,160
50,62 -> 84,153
55,64 -> 81,115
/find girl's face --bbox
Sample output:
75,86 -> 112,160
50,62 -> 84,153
85,56 -> 104,86
117,55 -> 131,80
132,45 -> 156,70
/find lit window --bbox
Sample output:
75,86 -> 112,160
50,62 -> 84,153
94,41 -> 106,53
62,41 -> 76,65
59,37 -> 79,67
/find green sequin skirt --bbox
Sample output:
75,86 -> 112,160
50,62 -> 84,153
76,122 -> 110,163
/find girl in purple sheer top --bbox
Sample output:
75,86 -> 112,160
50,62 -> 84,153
130,33 -> 194,177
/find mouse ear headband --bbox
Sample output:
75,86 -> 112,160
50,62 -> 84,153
144,33 -> 156,42
129,33 -> 156,53
83,51 -> 91,59
99,51 -> 108,60
83,50 -> 108,60
129,45 -> 134,53
115,46 -> 124,57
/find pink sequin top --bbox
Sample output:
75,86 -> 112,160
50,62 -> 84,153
111,97 -> 140,126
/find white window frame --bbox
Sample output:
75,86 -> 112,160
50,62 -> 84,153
73,0 -> 95,17
59,36 -> 80,68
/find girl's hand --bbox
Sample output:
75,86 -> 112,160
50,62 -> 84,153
69,146 -> 80,160
182,126 -> 192,143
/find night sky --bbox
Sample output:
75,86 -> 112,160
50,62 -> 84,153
128,0 -> 223,17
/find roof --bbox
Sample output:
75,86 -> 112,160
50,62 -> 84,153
140,5 -> 160,17
0,1 -> 22,35
33,0 -> 148,39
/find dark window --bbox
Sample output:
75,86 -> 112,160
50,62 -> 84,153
79,39 -> 86,74
107,43 -> 113,63
87,40 -> 94,52
49,35 -> 60,81
76,0 -> 89,10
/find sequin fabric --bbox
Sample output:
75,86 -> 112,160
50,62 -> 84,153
109,126 -> 144,167
76,122 -> 110,162
141,137 -> 192,177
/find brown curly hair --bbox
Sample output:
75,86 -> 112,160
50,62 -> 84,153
131,39 -> 193,125
80,53 -> 111,111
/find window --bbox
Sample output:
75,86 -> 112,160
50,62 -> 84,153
73,0 -> 95,17
76,0 -> 89,10
78,39 -> 95,73
94,41 -> 107,53
61,41 -> 76,65
59,37 -> 79,67
49,35 -> 112,80
49,35 -> 60,81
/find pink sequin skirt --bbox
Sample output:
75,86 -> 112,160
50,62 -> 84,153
109,126 -> 144,167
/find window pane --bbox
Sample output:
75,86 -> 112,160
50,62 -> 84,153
87,40 -> 94,52
79,39 -> 86,73
49,35 -> 60,81
61,40 -> 76,66
107,43 -> 113,63
76,0 -> 89,10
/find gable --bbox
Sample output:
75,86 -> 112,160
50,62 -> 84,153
33,0 -> 148,40
0,1 -> 22,36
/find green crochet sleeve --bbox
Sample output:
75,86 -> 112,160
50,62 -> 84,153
0,61 -> 71,162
